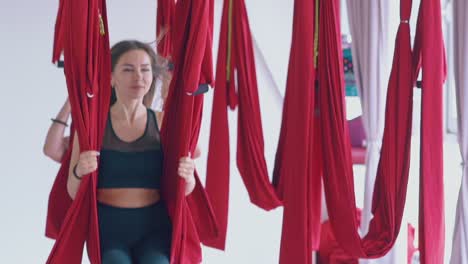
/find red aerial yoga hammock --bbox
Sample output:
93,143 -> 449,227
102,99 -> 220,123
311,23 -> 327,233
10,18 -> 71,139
318,0 -> 414,258
411,0 -> 446,263
46,0 -> 218,263
274,0 -> 416,261
205,0 -> 282,250
156,0 -> 175,58
319,1 -> 445,263
272,0 -> 322,263
45,0 -> 111,263
160,0 -> 218,262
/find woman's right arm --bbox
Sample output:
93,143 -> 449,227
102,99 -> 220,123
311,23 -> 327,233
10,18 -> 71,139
67,133 -> 99,199
43,98 -> 71,162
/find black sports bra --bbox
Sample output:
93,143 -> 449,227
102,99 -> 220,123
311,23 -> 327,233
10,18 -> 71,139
97,109 -> 163,189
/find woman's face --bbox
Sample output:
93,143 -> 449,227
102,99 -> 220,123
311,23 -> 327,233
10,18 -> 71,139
112,49 -> 153,102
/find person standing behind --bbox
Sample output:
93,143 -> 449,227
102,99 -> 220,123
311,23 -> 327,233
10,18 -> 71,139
43,98 -> 71,163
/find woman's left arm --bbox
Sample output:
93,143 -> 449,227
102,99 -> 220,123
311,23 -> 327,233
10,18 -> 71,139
156,110 -> 200,196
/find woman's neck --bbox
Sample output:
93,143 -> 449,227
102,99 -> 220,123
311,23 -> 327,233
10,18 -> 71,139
111,100 -> 146,125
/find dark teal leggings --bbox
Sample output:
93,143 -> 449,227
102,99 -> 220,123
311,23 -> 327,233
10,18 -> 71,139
98,201 -> 172,264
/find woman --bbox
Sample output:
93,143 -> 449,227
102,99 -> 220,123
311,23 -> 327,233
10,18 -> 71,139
67,40 -> 194,263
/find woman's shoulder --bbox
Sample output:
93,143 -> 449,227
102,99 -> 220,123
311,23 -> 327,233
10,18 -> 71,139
147,108 -> 163,128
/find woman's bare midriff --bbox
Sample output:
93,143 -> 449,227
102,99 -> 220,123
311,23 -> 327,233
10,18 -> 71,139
97,188 -> 161,208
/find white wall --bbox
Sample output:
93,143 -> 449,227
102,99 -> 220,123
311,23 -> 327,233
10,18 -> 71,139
0,0 -> 70,262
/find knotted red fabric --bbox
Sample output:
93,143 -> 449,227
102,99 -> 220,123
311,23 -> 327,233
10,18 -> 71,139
160,0 -> 218,263
45,0 -> 111,263
272,0 -> 322,263
205,0 -> 282,250
411,0 -> 446,263
318,213 -> 418,264
317,209 -> 361,264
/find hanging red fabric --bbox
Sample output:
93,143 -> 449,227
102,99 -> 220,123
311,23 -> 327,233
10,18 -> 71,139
45,126 -> 75,239
205,0 -> 282,250
156,0 -> 175,57
318,0 -> 415,258
317,209 -> 362,264
272,0 -> 321,263
411,0 -> 447,263
45,0 -> 111,263
160,0 -> 218,263
52,0 -> 65,64
199,0 -> 214,87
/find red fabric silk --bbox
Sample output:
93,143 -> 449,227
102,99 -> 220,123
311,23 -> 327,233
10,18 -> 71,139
318,214 -> 418,264
318,0 -> 414,258
156,0 -> 175,57
412,0 -> 446,263
205,0 -> 282,250
317,209 -> 361,264
45,127 -> 73,239
272,0 -> 322,263
199,0 -> 214,87
45,0 -> 111,263
170,0 -> 214,95
52,0 -> 65,64
160,0 -> 218,263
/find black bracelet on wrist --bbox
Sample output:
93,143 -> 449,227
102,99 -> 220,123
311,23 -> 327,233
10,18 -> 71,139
51,118 -> 69,127
73,164 -> 83,180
